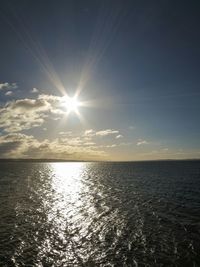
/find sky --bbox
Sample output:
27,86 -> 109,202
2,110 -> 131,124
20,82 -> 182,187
0,0 -> 200,161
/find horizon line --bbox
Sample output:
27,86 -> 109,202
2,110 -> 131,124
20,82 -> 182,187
0,158 -> 199,163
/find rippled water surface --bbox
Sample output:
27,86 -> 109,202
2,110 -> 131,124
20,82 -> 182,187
0,161 -> 200,266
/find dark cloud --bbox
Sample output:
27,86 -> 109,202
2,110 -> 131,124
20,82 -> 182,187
0,141 -> 22,155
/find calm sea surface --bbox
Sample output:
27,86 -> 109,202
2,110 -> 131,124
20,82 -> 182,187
0,161 -> 200,267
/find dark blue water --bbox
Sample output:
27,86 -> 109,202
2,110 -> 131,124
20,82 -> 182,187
0,161 -> 200,266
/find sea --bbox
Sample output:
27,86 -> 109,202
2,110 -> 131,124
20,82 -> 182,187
0,161 -> 199,267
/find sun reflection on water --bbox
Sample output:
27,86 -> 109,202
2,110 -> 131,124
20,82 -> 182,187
36,162 -> 121,265
51,162 -> 85,192
36,162 -> 89,264
50,162 -> 87,215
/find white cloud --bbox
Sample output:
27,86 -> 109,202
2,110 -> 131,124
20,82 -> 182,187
0,133 -> 107,160
116,134 -> 123,139
0,97 -> 52,132
0,82 -> 17,91
30,88 -> 39,93
137,139 -> 149,146
5,91 -> 13,96
0,94 -> 66,133
38,94 -> 61,103
10,98 -> 50,111
84,129 -> 120,138
59,131 -> 73,136
96,129 -> 119,136
84,129 -> 96,137
105,144 -> 117,148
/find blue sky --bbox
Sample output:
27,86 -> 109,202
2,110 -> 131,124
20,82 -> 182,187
0,0 -> 200,160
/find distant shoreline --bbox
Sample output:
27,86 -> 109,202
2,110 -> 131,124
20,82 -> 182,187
0,159 -> 87,163
0,158 -> 199,163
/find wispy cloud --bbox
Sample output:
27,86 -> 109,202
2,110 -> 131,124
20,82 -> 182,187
0,82 -> 17,91
84,129 -> 96,137
116,134 -> 123,139
84,129 -> 120,138
137,139 -> 149,146
96,129 -> 119,136
5,91 -> 13,96
30,88 -> 39,93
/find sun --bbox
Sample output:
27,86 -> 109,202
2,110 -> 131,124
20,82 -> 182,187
63,96 -> 80,113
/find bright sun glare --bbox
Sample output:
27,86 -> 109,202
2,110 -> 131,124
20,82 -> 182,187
63,96 -> 80,113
